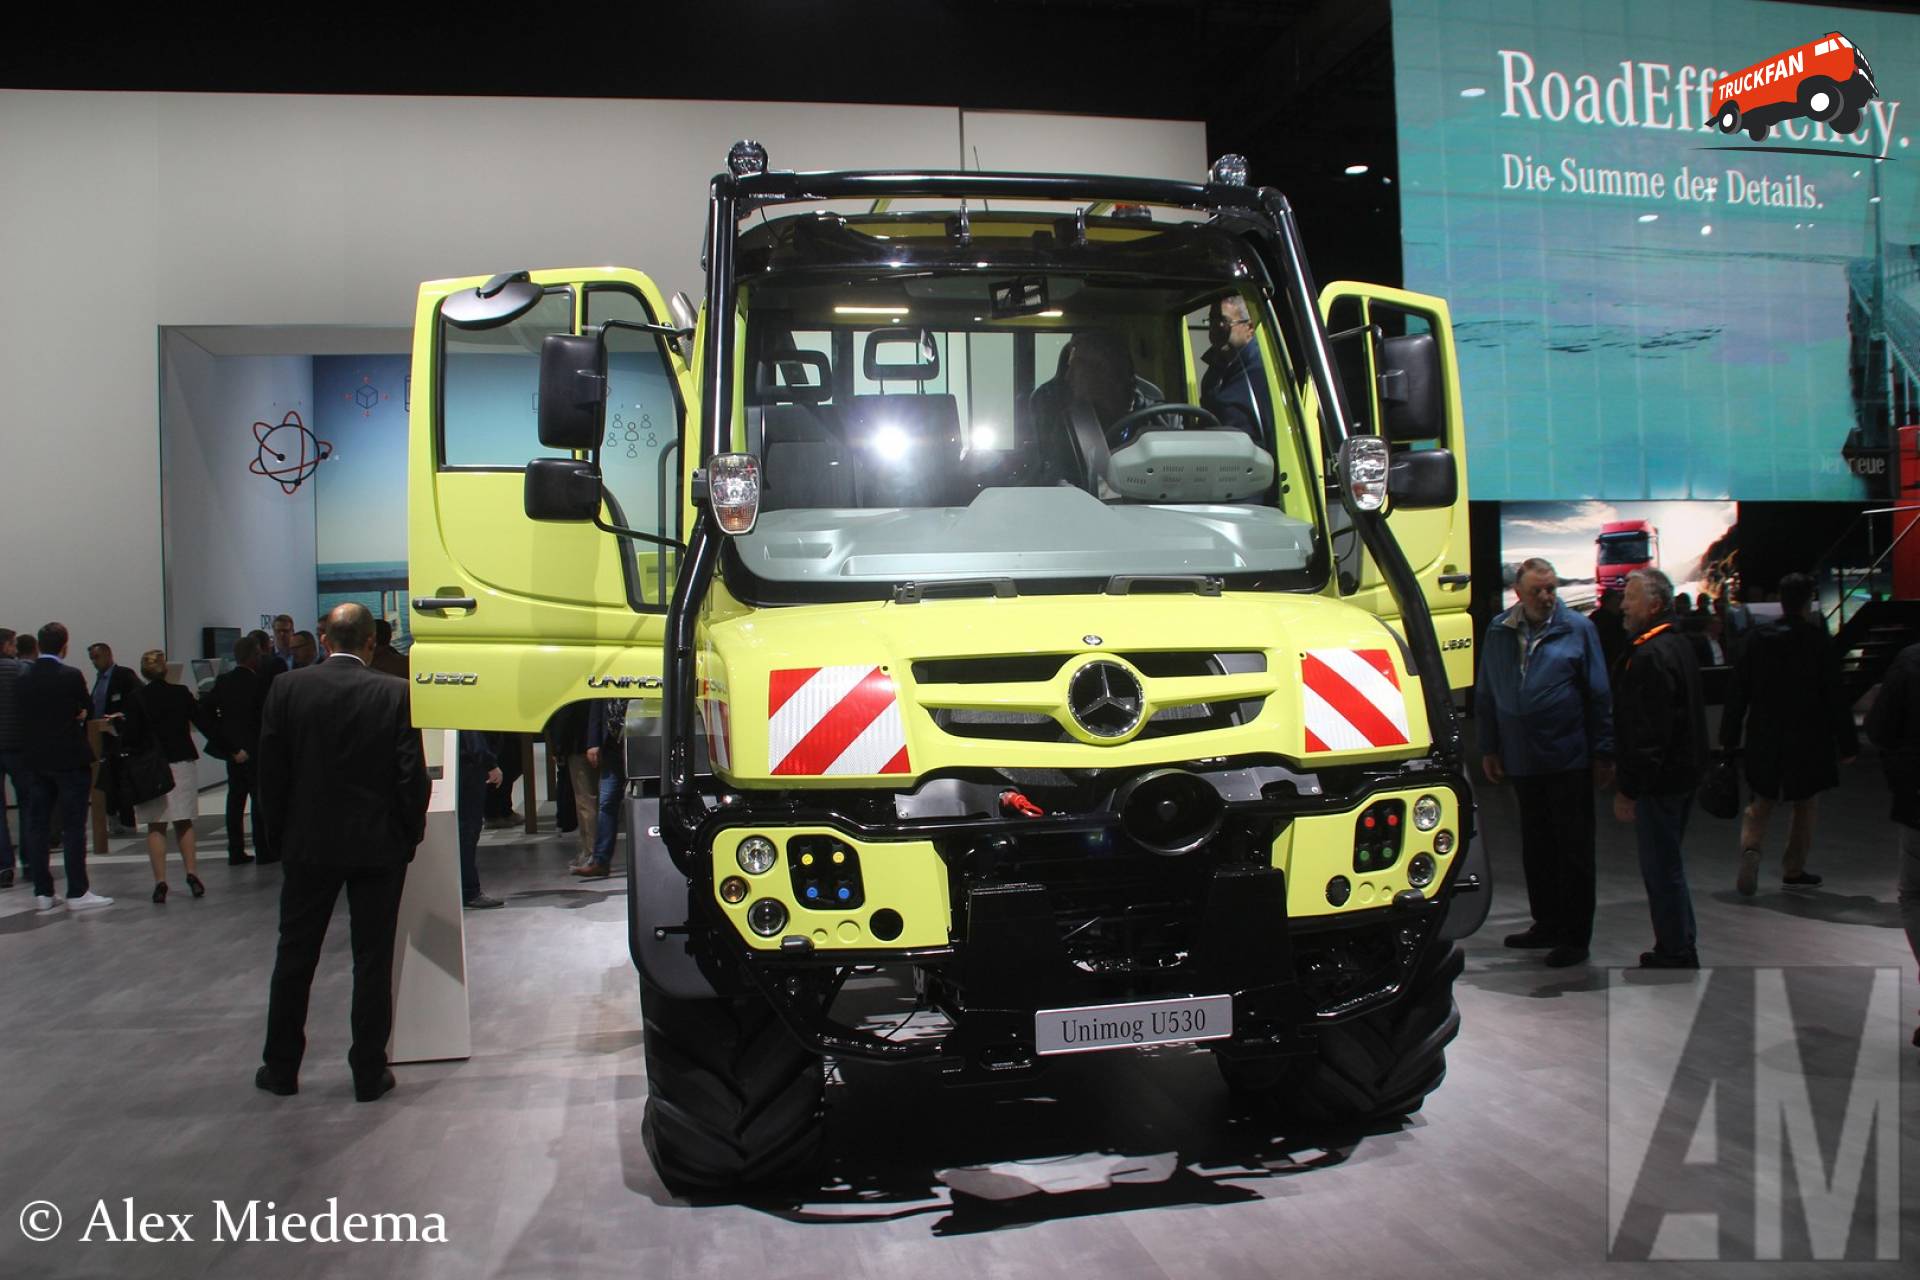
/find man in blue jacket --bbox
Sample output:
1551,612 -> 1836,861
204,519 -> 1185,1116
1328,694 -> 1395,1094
1479,558 -> 1614,967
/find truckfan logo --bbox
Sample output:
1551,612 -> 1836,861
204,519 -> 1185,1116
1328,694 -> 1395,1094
1713,32 -> 1878,141
767,665 -> 910,776
1301,649 -> 1410,752
1067,661 -> 1145,740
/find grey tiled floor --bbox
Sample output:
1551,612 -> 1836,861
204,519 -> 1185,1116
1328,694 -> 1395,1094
2,732 -> 1917,1279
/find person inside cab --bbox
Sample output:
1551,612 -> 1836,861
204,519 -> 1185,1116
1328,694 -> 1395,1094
1200,295 -> 1273,441
1028,330 -> 1174,488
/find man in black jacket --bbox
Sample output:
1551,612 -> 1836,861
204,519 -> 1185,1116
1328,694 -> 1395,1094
205,634 -> 270,865
1863,640 -> 1920,1048
256,603 -> 430,1102
1720,572 -> 1857,894
87,641 -> 141,829
1612,569 -> 1709,969
19,623 -> 113,912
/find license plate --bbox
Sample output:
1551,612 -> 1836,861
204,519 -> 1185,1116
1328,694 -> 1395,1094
1034,994 -> 1233,1056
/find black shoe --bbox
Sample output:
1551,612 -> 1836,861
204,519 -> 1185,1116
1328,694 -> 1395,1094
1782,871 -> 1823,888
1545,945 -> 1589,968
354,1068 -> 397,1103
185,873 -> 205,899
255,1066 -> 297,1096
464,893 -> 505,910
254,854 -> 281,865
227,853 -> 254,865
1637,950 -> 1701,970
152,882 -> 168,904
1504,928 -> 1557,949
0,868 -> 13,889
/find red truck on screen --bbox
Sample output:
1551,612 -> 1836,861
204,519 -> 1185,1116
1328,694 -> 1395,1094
1596,520 -> 1658,595
1713,32 -> 1877,141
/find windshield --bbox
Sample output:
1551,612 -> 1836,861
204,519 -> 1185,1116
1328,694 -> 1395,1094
728,220 -> 1322,598
1597,533 -> 1652,565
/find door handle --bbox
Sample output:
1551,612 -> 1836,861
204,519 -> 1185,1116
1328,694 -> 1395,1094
413,597 -> 478,613
1437,573 -> 1471,589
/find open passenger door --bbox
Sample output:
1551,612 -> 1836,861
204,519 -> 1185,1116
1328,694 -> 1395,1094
1318,283 -> 1473,689
407,269 -> 691,731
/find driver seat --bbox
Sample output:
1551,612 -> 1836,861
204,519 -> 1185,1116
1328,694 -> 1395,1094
1027,342 -> 1164,491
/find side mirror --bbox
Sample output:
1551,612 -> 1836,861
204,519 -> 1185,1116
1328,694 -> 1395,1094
1388,447 -> 1458,509
1377,332 -> 1443,442
524,458 -> 602,522
537,332 -> 608,450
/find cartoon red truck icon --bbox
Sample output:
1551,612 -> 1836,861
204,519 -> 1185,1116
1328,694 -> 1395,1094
1713,32 -> 1877,141
1596,520 -> 1658,596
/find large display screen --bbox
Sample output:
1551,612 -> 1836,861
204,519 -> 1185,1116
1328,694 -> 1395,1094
1393,0 -> 1919,501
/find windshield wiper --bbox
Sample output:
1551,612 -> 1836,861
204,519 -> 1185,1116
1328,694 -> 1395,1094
892,577 -> 1019,604
1104,574 -> 1224,597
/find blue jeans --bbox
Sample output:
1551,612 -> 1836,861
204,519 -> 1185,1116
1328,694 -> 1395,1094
1634,791 -> 1697,960
24,768 -> 91,898
0,749 -> 27,871
590,770 -> 623,866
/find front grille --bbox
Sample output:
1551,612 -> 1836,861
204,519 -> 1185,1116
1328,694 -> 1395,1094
933,698 -> 1266,742
919,650 -> 1269,744
912,650 -> 1264,685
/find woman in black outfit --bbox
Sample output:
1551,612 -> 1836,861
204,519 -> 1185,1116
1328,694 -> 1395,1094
128,649 -> 222,903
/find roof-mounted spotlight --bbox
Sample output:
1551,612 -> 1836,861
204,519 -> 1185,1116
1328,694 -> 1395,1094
728,139 -> 769,177
1210,154 -> 1250,186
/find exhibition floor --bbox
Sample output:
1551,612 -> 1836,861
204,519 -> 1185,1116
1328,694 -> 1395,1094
3,736 -> 1916,1279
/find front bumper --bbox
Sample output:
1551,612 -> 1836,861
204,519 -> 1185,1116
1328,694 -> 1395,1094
655,766 -> 1476,1079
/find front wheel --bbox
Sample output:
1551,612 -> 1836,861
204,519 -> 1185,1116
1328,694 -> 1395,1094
1217,941 -> 1464,1128
640,976 -> 826,1194
1716,102 -> 1741,134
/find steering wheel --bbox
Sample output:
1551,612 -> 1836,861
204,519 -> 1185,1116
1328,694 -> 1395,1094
1105,402 -> 1220,446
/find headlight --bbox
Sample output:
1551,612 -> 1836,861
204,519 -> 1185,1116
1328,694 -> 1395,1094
1434,829 -> 1456,856
747,898 -> 788,937
1413,795 -> 1442,831
1408,853 -> 1436,888
1337,436 -> 1391,512
736,835 -> 777,876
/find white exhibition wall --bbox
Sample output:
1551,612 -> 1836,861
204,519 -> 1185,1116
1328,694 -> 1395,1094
0,92 -> 1205,659
158,337 -> 318,664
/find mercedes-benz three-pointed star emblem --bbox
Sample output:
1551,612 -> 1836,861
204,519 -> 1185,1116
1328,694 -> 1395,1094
1067,660 -> 1145,739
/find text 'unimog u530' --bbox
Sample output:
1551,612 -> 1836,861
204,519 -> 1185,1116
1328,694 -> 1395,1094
406,146 -> 1486,1193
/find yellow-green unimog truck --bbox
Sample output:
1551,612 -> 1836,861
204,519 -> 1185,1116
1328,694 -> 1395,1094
407,146 -> 1486,1194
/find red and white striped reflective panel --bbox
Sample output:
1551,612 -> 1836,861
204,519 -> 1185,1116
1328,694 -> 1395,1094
698,699 -> 733,772
1301,648 -> 1410,753
767,666 -> 910,776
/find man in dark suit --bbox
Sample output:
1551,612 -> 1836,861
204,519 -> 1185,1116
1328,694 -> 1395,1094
19,623 -> 113,911
205,633 -> 270,865
256,603 -> 430,1102
87,641 -> 141,829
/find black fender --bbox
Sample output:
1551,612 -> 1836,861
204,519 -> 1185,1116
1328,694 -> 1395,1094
626,790 -> 722,999
1438,799 -> 1491,941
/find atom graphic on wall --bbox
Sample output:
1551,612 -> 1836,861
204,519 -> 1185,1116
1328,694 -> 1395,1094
250,409 -> 333,494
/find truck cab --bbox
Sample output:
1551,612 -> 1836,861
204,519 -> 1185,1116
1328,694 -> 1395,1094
408,148 -> 1484,1194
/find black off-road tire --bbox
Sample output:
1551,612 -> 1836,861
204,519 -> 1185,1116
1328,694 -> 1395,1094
639,976 -> 825,1194
1218,941 -> 1465,1128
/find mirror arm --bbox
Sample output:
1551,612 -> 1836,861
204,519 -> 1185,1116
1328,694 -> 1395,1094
584,452 -> 685,551
1327,322 -> 1384,345
596,318 -> 696,343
